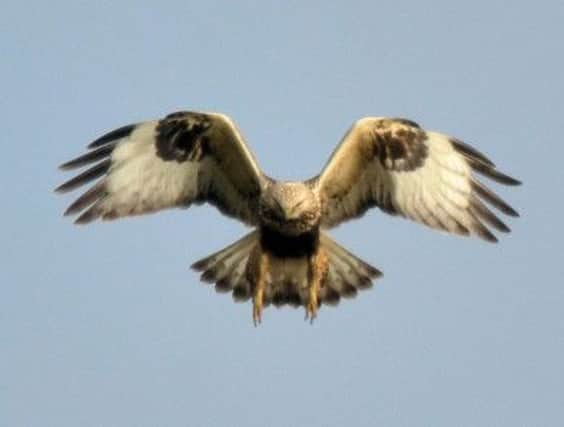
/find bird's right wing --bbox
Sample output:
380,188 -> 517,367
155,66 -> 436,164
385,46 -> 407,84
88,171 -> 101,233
56,111 -> 266,226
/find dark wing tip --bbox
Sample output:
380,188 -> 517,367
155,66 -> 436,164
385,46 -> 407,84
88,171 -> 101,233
506,176 -> 522,186
479,230 -> 499,243
471,199 -> 512,234
54,183 -> 67,193
58,144 -> 116,171
451,139 -> 521,186
468,160 -> 522,186
63,206 -> 75,216
54,181 -> 76,193
59,158 -> 81,171
54,160 -> 111,194
451,138 -> 496,167
62,182 -> 107,217
73,206 -> 101,224
471,179 -> 520,217
87,123 -> 136,149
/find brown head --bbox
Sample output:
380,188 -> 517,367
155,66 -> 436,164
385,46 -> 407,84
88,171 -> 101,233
259,181 -> 321,236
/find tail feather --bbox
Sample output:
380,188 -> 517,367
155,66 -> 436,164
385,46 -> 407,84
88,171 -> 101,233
270,281 -> 302,308
214,249 -> 251,292
191,231 -> 257,302
191,231 -> 382,310
319,233 -> 382,306
229,263 -> 253,302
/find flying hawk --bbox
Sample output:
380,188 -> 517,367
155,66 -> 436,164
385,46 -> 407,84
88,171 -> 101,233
56,111 -> 520,324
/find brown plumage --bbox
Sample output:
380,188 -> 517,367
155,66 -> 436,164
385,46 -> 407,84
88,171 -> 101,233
57,111 -> 520,323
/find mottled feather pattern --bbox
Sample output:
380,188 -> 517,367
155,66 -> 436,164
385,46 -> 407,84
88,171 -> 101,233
314,117 -> 520,242
56,112 -> 265,225
371,118 -> 428,171
57,111 -> 520,321
191,231 -> 382,308
155,112 -> 211,162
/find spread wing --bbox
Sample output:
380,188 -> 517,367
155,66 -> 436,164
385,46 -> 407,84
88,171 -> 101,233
311,117 -> 521,242
56,111 -> 266,225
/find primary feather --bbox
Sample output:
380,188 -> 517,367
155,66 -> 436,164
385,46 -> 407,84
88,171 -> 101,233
312,117 -> 520,242
56,112 -> 266,225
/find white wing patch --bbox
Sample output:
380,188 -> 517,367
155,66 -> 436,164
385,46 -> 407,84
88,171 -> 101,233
400,135 -> 468,232
314,118 -> 520,242
56,112 -> 265,225
102,124 -> 201,217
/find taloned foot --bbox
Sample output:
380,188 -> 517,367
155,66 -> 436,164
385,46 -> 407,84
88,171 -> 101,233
304,248 -> 328,324
305,289 -> 318,324
253,288 -> 264,326
252,251 -> 269,326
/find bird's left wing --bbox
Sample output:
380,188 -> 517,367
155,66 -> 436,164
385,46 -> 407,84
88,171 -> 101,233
311,117 -> 521,242
56,111 -> 265,225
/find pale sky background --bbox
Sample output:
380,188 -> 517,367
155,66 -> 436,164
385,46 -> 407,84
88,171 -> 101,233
2,1 -> 563,426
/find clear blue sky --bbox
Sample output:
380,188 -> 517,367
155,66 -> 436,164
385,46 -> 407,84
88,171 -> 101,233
2,1 -> 563,426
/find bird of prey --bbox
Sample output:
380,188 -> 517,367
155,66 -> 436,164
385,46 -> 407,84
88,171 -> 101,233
56,111 -> 520,324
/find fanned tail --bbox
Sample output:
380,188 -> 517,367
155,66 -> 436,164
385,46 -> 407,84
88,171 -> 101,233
191,231 -> 258,302
190,230 -> 382,310
318,233 -> 382,306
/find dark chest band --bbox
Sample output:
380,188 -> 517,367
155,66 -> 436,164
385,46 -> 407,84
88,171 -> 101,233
260,227 -> 319,258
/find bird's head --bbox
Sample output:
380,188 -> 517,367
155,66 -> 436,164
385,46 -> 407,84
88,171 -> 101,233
259,182 -> 321,236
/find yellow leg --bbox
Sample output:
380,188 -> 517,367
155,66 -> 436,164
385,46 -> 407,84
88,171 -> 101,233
252,251 -> 269,326
306,248 -> 328,323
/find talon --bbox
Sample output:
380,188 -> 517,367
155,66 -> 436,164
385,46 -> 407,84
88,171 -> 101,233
305,248 -> 326,324
305,292 -> 318,323
253,298 -> 263,326
251,251 -> 268,326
